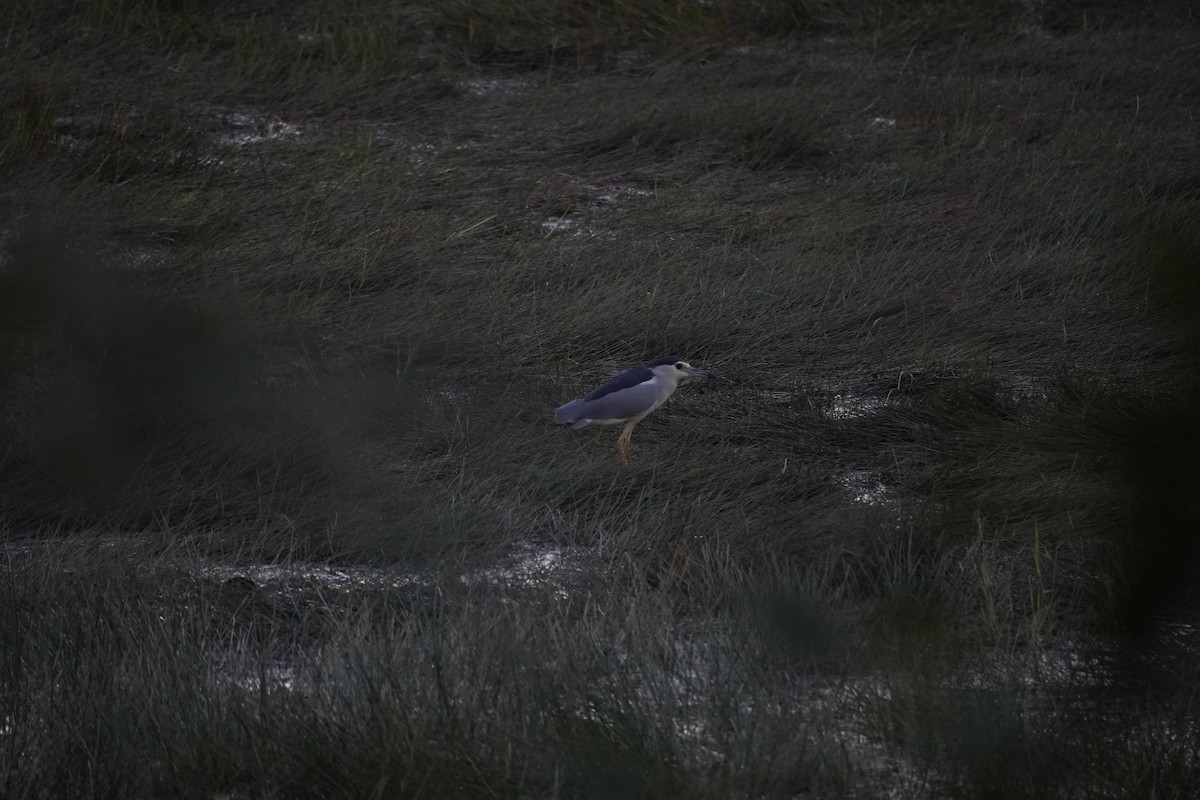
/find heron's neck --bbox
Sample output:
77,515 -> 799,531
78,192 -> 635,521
653,367 -> 682,389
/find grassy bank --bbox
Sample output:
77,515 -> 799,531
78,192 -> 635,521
3,0 -> 1200,796
5,536 -> 1200,798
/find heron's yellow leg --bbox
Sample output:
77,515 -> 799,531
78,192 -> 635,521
618,420 -> 637,464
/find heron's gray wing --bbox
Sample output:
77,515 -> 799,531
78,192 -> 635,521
572,379 -> 661,422
583,366 -> 654,401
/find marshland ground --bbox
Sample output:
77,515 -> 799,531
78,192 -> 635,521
3,0 -> 1200,797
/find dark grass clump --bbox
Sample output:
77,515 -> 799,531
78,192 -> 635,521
0,233 -> 429,557
562,81 -> 828,171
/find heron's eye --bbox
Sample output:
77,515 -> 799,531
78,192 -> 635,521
675,362 -> 685,369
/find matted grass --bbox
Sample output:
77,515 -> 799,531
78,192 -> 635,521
3,0 -> 1200,796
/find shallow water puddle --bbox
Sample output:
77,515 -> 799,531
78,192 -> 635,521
458,73 -> 537,96
218,109 -> 303,147
463,543 -> 584,596
201,561 -> 426,592
754,385 -> 898,419
540,214 -> 581,234
1009,374 -> 1049,404
199,540 -> 587,596
230,662 -> 299,694
539,182 -> 652,237
50,116 -> 94,151
840,468 -> 889,504
826,391 -> 891,420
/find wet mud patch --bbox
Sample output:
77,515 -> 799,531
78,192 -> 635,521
45,109 -> 210,182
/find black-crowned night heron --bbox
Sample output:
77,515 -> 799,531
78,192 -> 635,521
554,356 -> 710,462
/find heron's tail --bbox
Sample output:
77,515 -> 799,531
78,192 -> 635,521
554,400 -> 590,428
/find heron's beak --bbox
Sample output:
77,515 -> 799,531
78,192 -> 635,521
686,366 -> 713,378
